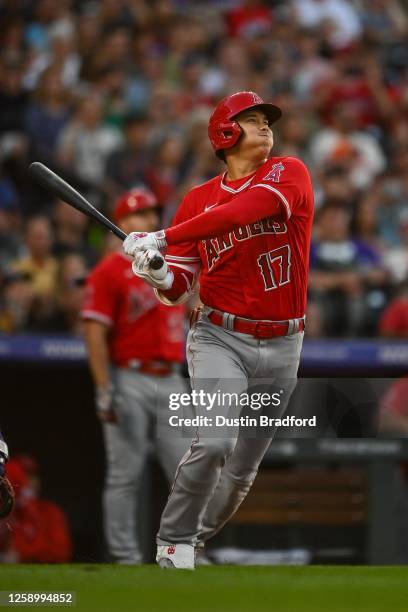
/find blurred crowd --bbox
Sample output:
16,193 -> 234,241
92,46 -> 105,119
0,0 -> 407,338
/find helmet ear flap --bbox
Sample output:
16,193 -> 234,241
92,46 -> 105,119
213,120 -> 242,154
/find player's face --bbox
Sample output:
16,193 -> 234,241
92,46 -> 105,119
120,209 -> 160,234
235,109 -> 273,157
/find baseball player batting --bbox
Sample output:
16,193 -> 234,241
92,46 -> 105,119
82,188 -> 189,564
123,91 -> 314,569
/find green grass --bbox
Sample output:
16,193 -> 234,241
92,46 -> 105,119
0,565 -> 408,611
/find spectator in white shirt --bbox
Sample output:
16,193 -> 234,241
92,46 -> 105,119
292,0 -> 362,50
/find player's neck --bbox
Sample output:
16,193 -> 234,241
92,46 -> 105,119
225,156 -> 267,181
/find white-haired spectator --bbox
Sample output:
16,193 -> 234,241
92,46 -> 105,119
292,0 -> 362,50
57,92 -> 122,188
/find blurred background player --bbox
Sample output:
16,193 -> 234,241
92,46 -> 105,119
0,455 -> 72,563
82,188 -> 189,565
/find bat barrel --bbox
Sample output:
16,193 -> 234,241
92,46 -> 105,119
29,162 -> 165,270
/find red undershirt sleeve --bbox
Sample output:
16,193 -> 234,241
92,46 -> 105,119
164,185 -> 287,245
160,267 -> 195,301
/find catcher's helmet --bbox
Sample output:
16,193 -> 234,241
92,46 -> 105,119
208,91 -> 281,160
113,188 -> 159,222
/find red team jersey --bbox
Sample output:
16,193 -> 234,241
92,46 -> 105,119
165,156 -> 314,320
82,252 -> 185,365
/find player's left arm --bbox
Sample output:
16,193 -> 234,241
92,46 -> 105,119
131,191 -> 201,304
130,247 -> 200,305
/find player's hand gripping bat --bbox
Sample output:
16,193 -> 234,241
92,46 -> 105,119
28,162 -> 164,270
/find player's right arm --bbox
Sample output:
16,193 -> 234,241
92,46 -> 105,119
83,320 -> 111,392
83,322 -> 116,422
82,263 -> 117,423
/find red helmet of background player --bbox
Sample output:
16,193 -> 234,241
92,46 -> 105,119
113,188 -> 159,223
208,91 -> 282,160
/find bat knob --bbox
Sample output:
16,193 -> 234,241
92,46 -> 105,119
150,254 -> 165,270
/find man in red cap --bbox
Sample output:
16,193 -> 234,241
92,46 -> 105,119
82,188 -> 189,564
123,91 -> 314,569
0,456 -> 71,563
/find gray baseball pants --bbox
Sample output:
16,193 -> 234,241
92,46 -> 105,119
157,312 -> 304,547
103,367 -> 189,564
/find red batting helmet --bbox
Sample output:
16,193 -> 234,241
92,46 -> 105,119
113,188 -> 159,223
208,91 -> 282,160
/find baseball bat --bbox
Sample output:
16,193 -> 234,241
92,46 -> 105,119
28,162 -> 164,270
